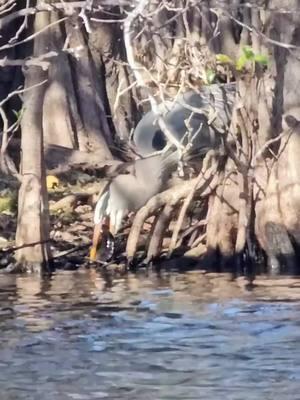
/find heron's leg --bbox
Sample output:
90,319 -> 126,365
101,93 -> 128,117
90,222 -> 102,261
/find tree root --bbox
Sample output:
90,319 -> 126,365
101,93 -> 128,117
126,181 -> 193,260
188,232 -> 207,249
176,219 -> 207,248
168,150 -> 218,256
184,243 -> 207,258
146,204 -> 175,263
126,152 -> 220,260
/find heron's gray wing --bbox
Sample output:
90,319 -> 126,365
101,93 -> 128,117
132,83 -> 236,157
176,83 -> 236,131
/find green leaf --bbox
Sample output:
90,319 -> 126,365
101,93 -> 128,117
254,54 -> 269,66
12,108 -> 24,121
242,46 -> 255,60
236,55 -> 248,71
216,53 -> 234,65
205,69 -> 216,84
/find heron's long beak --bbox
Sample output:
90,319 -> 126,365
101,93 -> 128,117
90,216 -> 113,261
90,222 -> 102,261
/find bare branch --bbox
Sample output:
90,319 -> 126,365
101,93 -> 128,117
215,5 -> 300,51
0,80 -> 48,108
8,0 -> 30,43
0,1 -> 131,29
123,0 -> 185,152
0,16 -> 68,51
0,51 -> 58,69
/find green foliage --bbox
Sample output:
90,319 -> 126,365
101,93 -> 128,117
216,46 -> 269,73
236,55 -> 248,71
12,107 -> 24,122
0,193 -> 17,214
254,54 -> 269,66
242,46 -> 255,60
216,54 -> 234,65
203,69 -> 216,84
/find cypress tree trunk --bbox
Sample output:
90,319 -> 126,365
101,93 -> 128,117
15,7 -> 52,273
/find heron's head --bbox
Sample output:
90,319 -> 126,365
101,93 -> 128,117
89,157 -> 170,261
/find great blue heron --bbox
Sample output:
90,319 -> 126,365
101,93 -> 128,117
90,83 -> 236,261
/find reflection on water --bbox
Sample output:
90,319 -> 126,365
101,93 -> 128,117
1,269 -> 300,399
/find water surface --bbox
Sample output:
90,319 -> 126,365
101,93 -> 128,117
0,269 -> 300,399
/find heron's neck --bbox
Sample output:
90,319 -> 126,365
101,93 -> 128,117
135,151 -> 179,189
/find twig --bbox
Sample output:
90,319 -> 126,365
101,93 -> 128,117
0,51 -> 58,70
52,244 -> 89,259
123,0 -> 185,152
0,17 -> 68,52
1,239 -> 52,254
0,1 -> 131,29
8,0 -> 30,43
0,80 -> 46,178
251,131 -> 285,167
0,80 -> 48,107
215,5 -> 300,51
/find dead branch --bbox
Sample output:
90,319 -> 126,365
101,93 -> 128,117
49,193 -> 90,212
0,1 -> 16,15
8,0 -> 30,43
123,0 -> 185,152
0,16 -> 68,52
0,51 -> 58,70
0,239 -> 52,254
0,1 -> 130,29
52,243 -> 89,259
219,5 -> 300,52
0,80 -> 47,108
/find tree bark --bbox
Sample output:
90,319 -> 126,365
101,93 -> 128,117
43,12 -> 78,149
15,7 -> 52,273
65,19 -> 113,156
88,17 -> 137,141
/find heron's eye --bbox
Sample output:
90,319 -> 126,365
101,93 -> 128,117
152,129 -> 167,151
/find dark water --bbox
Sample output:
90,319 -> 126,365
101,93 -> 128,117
1,269 -> 300,400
